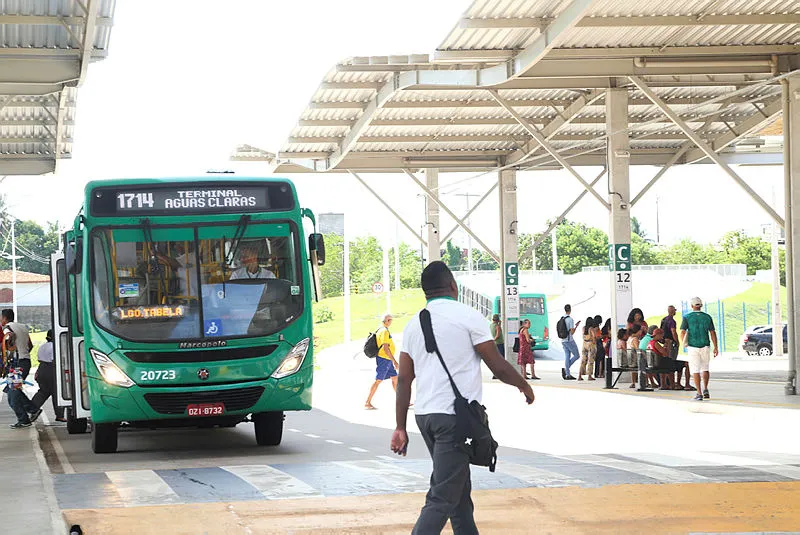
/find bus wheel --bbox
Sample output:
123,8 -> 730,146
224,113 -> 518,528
92,423 -> 118,454
253,411 -> 284,446
66,413 -> 88,435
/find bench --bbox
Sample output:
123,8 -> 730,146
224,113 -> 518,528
608,349 -> 677,389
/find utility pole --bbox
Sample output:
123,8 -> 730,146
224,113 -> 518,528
655,195 -> 661,245
394,221 -> 401,291
454,193 -> 480,274
343,216 -> 351,344
772,188 -> 782,356
11,218 -> 18,318
552,224 -> 558,272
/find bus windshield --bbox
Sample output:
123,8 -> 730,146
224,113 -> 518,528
520,296 -> 545,315
91,222 -> 303,342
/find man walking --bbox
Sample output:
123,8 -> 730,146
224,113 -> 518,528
1,309 -> 41,428
391,262 -> 534,534
559,304 -> 581,380
364,314 -> 398,410
661,305 -> 693,390
31,329 -> 66,422
680,297 -> 719,401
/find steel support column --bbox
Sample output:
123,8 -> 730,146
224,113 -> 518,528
499,168 -> 519,365
606,88 -> 633,388
425,168 -> 441,262
786,76 -> 799,395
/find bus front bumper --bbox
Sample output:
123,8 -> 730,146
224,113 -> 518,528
86,372 -> 312,425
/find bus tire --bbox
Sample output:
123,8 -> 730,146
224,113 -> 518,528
92,423 -> 118,454
253,411 -> 283,446
66,411 -> 88,435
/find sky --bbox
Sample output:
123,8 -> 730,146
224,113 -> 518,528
1,0 -> 787,254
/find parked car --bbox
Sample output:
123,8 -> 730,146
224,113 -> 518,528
739,325 -> 772,354
741,325 -> 787,356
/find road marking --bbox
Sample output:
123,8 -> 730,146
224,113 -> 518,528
495,462 -> 585,487
677,452 -> 773,467
747,464 -> 800,480
375,455 -> 396,461
40,411 -> 74,474
325,439 -> 343,445
305,433 -> 320,438
566,455 -> 711,484
349,447 -> 369,453
288,428 -> 301,433
221,465 -> 322,500
105,470 -> 183,507
334,460 -> 429,493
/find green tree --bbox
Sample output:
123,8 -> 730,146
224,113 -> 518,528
631,233 -> 659,265
389,242 -> 423,289
631,216 -> 647,239
659,238 -> 724,265
443,240 -> 465,271
318,234 -> 344,298
0,218 -> 59,275
718,230 -> 771,275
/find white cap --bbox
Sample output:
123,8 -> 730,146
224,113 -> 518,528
690,296 -> 703,307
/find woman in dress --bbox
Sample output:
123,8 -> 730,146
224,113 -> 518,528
517,319 -> 539,380
578,317 -> 597,381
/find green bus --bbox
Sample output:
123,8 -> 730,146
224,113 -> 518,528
457,278 -> 549,350
50,177 -> 324,453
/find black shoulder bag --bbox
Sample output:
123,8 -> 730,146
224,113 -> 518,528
419,309 -> 498,472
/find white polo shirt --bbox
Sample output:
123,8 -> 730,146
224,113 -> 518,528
400,298 -> 492,416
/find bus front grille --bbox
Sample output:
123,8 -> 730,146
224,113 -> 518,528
144,386 -> 265,415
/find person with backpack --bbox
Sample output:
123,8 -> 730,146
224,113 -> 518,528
557,304 -> 581,380
364,314 -> 398,410
390,261 -> 533,534
1,309 -> 41,428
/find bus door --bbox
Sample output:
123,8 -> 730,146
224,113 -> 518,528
68,254 -> 91,421
50,252 -> 73,410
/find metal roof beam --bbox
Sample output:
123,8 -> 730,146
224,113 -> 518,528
0,58 -> 79,84
349,170 -> 427,247
78,0 -> 100,85
457,14 -> 800,29
290,133 -> 697,144
0,156 -> 56,175
0,136 -> 68,144
0,83 -> 64,95
0,15 -> 113,26
487,88 -> 610,210
402,168 -> 499,263
629,75 -> 783,226
685,97 -> 783,162
548,45 -> 800,59
440,183 -> 498,243
319,82 -> 383,90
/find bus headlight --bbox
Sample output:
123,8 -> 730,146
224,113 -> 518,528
90,349 -> 135,388
272,338 -> 310,379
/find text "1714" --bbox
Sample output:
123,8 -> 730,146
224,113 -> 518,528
117,192 -> 155,209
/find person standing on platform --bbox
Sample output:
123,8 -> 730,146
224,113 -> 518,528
490,314 -> 504,380
1,309 -> 41,428
558,304 -> 581,380
680,297 -> 718,401
31,329 -> 66,422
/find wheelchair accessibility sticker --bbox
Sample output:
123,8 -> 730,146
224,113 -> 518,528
204,319 -> 223,337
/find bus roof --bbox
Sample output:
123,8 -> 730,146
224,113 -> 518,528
84,176 -> 296,192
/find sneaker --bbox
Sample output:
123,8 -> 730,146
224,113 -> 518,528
9,421 -> 32,429
29,409 -> 42,423
703,389 -> 710,399
693,394 -> 704,401
565,375 -> 577,380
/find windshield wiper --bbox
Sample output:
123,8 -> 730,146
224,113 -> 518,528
224,215 -> 251,266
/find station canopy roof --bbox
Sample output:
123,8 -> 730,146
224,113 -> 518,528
244,0 -> 799,174
0,0 -> 115,175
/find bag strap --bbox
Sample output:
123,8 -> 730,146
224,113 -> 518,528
419,309 -> 463,400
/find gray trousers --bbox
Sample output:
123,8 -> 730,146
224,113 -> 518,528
413,413 -> 478,535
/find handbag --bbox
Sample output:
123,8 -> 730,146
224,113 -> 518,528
512,337 -> 520,353
419,309 -> 498,472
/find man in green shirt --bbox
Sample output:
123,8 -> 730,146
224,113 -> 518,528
680,297 -> 719,401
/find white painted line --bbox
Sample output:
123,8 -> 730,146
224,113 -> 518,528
677,451 -> 773,467
335,460 -> 429,493
619,452 -> 722,468
40,411 -> 74,475
495,462 -> 585,487
288,428 -> 301,433
375,455 -> 396,461
566,454 -> 710,484
222,465 -> 322,500
105,470 -> 183,507
747,464 -> 800,480
325,439 -> 343,445
305,433 -> 320,439
349,447 -> 369,453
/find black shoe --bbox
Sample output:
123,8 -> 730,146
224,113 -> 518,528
561,368 -> 566,380
9,421 -> 32,429
703,389 -> 710,399
565,375 -> 576,380
29,409 -> 42,423
637,388 -> 654,392
491,375 -> 497,380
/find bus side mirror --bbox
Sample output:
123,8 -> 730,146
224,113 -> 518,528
308,233 -> 325,266
66,240 -> 82,275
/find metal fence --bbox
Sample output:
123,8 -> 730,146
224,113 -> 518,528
681,300 -> 781,353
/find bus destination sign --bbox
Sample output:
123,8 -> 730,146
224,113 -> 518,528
113,305 -> 185,321
115,188 -> 267,212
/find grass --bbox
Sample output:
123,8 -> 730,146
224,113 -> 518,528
312,289 -> 427,352
645,282 -> 787,352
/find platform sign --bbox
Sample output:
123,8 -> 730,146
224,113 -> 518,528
609,244 -> 633,327
504,262 -> 520,362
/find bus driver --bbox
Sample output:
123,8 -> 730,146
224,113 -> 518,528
230,245 -> 276,280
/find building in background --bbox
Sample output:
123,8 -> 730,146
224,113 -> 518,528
0,270 -> 51,331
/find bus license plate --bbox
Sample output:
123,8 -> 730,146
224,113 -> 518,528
187,403 -> 225,417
